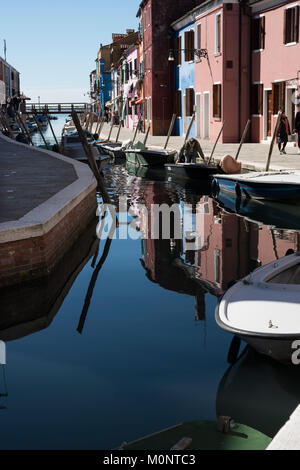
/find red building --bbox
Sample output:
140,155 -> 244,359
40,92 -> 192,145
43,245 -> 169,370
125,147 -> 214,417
136,0 -> 200,135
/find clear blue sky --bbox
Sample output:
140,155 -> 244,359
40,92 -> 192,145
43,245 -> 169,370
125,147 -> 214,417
0,0 -> 138,102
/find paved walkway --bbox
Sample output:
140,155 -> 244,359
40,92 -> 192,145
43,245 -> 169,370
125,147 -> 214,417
0,135 -> 77,223
95,123 -> 300,171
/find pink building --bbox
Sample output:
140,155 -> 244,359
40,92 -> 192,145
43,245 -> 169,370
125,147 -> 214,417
194,1 -> 250,143
124,45 -> 140,130
250,0 -> 300,142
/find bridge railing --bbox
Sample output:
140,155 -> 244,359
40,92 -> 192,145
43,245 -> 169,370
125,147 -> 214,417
25,102 -> 90,114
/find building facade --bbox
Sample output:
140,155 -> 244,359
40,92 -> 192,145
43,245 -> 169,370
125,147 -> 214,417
0,57 -> 20,105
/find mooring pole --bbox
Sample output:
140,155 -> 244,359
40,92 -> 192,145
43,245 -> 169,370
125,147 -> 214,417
0,110 -> 15,139
164,113 -> 177,149
235,119 -> 251,161
266,111 -> 282,171
208,121 -> 225,164
45,113 -> 60,149
115,122 -> 122,143
32,114 -> 50,149
15,112 -> 34,145
143,123 -> 151,146
132,115 -> 142,145
71,110 -> 112,204
184,113 -> 195,143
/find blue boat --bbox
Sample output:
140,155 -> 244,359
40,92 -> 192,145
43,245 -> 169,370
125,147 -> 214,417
212,171 -> 300,203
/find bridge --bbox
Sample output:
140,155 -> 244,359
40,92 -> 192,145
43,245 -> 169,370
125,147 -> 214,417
25,102 -> 90,114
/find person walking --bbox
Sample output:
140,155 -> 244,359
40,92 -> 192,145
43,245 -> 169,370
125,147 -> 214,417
294,108 -> 300,154
277,112 -> 291,155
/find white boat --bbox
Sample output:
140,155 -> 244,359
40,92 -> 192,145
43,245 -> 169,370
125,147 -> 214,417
216,252 -> 300,364
213,170 -> 300,202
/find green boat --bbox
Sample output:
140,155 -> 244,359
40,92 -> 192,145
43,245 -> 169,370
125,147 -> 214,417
125,141 -> 177,167
119,419 -> 271,451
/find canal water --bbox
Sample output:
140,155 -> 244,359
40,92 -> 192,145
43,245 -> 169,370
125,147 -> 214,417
1,117 -> 300,449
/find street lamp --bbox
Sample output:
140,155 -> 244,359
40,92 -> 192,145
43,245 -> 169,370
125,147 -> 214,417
168,48 -> 208,62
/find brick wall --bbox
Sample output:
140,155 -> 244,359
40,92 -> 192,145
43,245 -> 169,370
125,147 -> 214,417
0,188 -> 97,287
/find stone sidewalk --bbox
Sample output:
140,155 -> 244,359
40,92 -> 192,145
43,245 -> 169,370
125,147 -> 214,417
95,122 -> 300,171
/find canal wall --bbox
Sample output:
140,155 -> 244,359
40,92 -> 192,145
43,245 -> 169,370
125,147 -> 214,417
0,134 -> 97,287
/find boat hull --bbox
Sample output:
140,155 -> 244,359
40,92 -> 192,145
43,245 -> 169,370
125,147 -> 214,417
126,150 -> 176,167
215,305 -> 300,365
165,163 -> 220,180
213,176 -> 300,202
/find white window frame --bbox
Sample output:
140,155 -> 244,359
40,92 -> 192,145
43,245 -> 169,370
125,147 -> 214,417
215,12 -> 221,55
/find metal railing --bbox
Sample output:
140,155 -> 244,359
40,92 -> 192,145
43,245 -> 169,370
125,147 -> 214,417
25,102 -> 89,114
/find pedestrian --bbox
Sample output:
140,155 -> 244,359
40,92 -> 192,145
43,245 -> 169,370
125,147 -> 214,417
277,112 -> 291,155
294,107 -> 300,154
176,138 -> 205,164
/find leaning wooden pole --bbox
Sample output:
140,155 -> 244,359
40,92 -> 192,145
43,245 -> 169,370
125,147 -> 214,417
184,113 -> 196,143
235,119 -> 251,161
15,112 -> 34,145
132,115 -> 142,145
164,113 -> 177,149
266,111 -> 282,171
32,114 -> 50,149
71,110 -> 112,204
143,123 -> 151,146
107,119 -> 114,141
208,121 -> 225,164
46,113 -> 60,149
115,122 -> 122,143
95,114 -> 101,135
0,110 -> 15,139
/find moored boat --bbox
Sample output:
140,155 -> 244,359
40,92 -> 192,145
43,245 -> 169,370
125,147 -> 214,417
216,252 -> 300,364
119,419 -> 271,450
212,170 -> 300,202
125,141 -> 177,167
165,162 -> 221,180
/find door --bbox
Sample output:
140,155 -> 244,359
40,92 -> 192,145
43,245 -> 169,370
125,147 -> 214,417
203,92 -> 209,139
267,90 -> 272,137
196,93 -> 201,137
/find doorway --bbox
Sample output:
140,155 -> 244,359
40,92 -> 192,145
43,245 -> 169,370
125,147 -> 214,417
203,92 -> 209,139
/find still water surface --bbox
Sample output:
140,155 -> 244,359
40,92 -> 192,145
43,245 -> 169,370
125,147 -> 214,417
1,116 -> 300,449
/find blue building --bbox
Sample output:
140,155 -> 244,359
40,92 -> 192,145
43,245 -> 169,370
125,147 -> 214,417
171,11 -> 195,138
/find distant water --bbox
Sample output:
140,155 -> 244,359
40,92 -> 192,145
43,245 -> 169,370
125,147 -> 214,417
31,113 -> 69,148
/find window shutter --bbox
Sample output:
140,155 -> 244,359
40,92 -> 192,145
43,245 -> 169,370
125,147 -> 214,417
272,83 -> 278,114
176,36 -> 181,65
260,16 -> 265,49
190,31 -> 195,61
184,32 -> 189,61
281,81 -> 286,112
197,24 -> 201,49
294,5 -> 299,42
175,90 -> 182,117
283,9 -> 287,44
258,84 -> 263,115
213,85 -> 221,118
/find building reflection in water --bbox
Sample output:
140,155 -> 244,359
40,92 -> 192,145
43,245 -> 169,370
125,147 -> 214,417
0,218 -> 99,343
132,178 -> 300,318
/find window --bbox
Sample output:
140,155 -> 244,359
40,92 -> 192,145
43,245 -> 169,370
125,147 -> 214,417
215,13 -> 221,54
175,90 -> 182,117
129,61 -> 133,78
184,30 -> 195,61
196,23 -> 201,50
175,36 -> 182,65
148,5 -> 151,25
284,6 -> 299,44
251,84 -> 263,114
252,16 -> 265,50
213,84 -> 221,119
272,81 -> 286,114
144,10 -> 147,30
185,88 -> 194,117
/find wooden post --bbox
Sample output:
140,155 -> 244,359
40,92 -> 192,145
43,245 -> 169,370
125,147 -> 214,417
164,113 -> 177,149
71,110 -> 112,204
208,121 -> 225,164
46,113 -> 60,149
266,111 -> 282,171
235,119 -> 251,161
95,114 -> 101,135
32,114 -> 50,149
115,121 -> 122,142
15,112 -> 34,145
0,110 -> 15,139
184,113 -> 195,143
97,119 -> 104,137
143,123 -> 151,146
132,115 -> 142,145
107,119 -> 114,141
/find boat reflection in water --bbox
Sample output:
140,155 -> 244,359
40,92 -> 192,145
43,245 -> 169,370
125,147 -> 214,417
217,345 -> 300,438
0,218 -> 99,343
